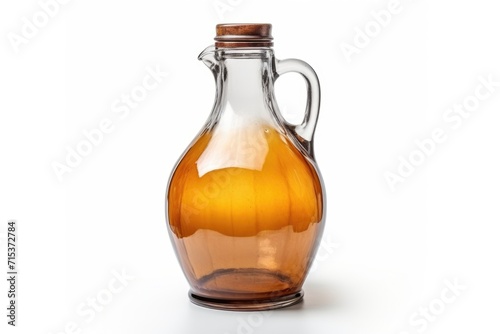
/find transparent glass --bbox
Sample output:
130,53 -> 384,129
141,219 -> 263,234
166,45 -> 325,311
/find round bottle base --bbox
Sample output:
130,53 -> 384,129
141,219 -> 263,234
189,290 -> 304,311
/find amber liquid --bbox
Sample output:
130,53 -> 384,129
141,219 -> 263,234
168,126 -> 324,303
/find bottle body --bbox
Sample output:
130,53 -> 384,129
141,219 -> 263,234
167,125 -> 324,308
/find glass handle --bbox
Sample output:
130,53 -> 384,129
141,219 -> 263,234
275,58 -> 321,156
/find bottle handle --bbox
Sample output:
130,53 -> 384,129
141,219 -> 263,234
275,58 -> 321,157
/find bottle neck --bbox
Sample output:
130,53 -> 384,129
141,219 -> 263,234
214,49 -> 277,129
196,49 -> 279,176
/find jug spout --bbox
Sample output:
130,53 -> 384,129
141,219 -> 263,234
198,46 -> 217,74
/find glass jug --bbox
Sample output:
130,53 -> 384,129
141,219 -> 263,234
166,24 -> 326,311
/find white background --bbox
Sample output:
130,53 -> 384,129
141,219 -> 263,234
1,0 -> 500,333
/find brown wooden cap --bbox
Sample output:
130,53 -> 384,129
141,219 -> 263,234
215,24 -> 273,48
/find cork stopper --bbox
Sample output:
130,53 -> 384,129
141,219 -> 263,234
215,23 -> 273,48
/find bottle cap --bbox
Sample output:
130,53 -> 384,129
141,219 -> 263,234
215,23 -> 273,48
